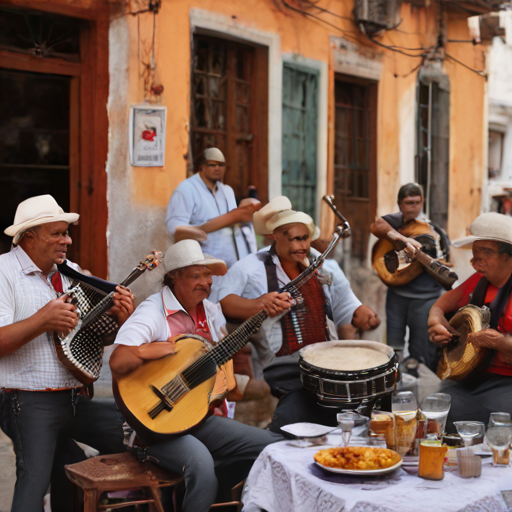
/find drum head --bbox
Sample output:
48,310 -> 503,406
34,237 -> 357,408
300,340 -> 394,373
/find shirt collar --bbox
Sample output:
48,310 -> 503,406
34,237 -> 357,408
12,246 -> 56,276
161,286 -> 195,317
193,172 -> 220,194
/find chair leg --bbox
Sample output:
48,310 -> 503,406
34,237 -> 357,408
83,489 -> 98,512
148,486 -> 165,512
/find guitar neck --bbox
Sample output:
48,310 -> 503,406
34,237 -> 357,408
121,268 -> 145,287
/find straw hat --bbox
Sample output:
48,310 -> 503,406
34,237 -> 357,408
203,147 -> 225,163
5,195 -> 79,243
130,240 -> 227,303
253,196 -> 320,240
452,212 -> 512,248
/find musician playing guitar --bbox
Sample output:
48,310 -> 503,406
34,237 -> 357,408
0,195 -> 134,512
110,240 -> 282,512
428,212 -> 512,431
371,183 -> 451,371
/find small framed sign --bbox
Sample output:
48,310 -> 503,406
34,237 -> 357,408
129,105 -> 166,167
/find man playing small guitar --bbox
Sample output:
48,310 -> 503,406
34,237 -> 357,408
110,240 -> 282,512
371,183 -> 451,371
428,212 -> 512,431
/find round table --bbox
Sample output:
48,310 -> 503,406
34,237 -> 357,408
242,436 -> 512,512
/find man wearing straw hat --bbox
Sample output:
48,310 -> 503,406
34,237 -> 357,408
0,194 -> 134,511
110,240 -> 282,512
217,196 -> 380,430
166,147 -> 261,269
428,212 -> 512,429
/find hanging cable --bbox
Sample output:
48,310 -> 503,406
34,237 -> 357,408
445,53 -> 487,79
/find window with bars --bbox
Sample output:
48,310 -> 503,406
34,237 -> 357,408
190,34 -> 268,203
334,76 -> 377,260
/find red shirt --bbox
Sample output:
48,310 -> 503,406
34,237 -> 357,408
455,272 -> 512,376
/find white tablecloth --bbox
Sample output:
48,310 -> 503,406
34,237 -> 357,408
243,436 -> 512,512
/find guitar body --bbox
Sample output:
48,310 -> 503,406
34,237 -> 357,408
372,220 -> 450,287
114,337 -> 217,444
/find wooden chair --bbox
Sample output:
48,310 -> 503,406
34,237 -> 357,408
65,451 -> 183,512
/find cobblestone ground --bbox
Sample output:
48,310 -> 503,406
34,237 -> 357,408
0,429 -> 15,512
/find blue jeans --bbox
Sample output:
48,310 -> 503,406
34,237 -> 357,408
144,415 -> 283,512
386,288 -> 440,371
0,390 -> 125,512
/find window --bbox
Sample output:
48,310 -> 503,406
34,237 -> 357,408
489,129 -> 504,179
282,64 -> 318,220
190,34 -> 268,203
415,78 -> 450,230
334,75 -> 377,260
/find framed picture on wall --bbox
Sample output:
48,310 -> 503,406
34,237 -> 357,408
129,105 -> 167,167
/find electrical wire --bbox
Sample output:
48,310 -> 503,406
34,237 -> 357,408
366,33 -> 428,58
296,0 -> 355,22
393,57 -> 426,78
445,53 -> 487,78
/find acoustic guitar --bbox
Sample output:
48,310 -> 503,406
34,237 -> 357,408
372,219 -> 457,289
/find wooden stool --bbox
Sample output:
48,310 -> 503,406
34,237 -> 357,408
65,451 -> 183,512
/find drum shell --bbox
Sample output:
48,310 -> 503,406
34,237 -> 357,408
299,341 -> 400,407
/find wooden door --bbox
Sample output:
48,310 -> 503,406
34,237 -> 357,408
334,76 -> 377,261
191,34 -> 268,203
282,64 -> 318,220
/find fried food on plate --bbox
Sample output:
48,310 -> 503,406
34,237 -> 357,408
314,446 -> 401,470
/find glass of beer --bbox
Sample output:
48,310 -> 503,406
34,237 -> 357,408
370,410 -> 395,450
418,439 -> 448,480
485,425 -> 512,467
392,391 -> 418,457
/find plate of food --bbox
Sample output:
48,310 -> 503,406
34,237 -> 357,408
314,446 -> 402,475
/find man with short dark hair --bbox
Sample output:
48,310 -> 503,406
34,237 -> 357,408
165,147 -> 260,269
0,195 -> 133,511
428,212 -> 512,429
371,183 -> 451,370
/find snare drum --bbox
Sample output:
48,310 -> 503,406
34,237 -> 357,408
299,341 -> 400,407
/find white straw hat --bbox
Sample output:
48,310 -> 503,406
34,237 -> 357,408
203,147 -> 225,163
253,196 -> 320,240
130,240 -> 227,303
452,212 -> 512,248
5,195 -> 79,243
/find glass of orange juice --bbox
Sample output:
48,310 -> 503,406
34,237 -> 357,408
418,439 -> 447,480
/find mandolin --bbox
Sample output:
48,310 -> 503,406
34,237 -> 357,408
372,219 -> 457,289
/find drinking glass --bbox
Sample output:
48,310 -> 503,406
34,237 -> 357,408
421,393 -> 451,434
336,411 -> 367,447
392,391 -> 418,456
485,425 -> 512,467
453,421 -> 486,448
370,410 -> 395,450
489,412 -> 512,427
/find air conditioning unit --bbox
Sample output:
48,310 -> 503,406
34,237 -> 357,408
354,0 -> 403,35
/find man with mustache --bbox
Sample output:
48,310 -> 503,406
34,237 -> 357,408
428,212 -> 512,429
216,196 -> 380,431
110,240 -> 282,512
0,195 -> 133,511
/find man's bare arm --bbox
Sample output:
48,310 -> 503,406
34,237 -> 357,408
220,292 -> 293,322
427,287 -> 465,345
0,297 -> 78,358
109,341 -> 176,377
199,203 -> 261,234
371,217 -> 422,256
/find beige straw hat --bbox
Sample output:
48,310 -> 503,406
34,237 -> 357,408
452,212 -> 512,248
5,195 -> 79,243
203,147 -> 225,163
253,196 -> 320,240
130,240 -> 227,303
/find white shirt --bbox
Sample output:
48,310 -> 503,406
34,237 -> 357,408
165,173 -> 255,269
115,287 -> 227,347
0,247 -> 83,390
212,248 -> 361,355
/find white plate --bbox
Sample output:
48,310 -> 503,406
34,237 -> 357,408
281,422 -> 336,438
315,459 -> 403,476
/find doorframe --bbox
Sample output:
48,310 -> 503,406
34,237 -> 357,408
282,55 -> 328,222
0,0 -> 110,278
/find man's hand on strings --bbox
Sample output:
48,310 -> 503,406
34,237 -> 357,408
110,286 -> 135,326
259,292 -> 294,318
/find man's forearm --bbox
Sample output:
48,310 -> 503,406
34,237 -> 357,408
0,313 -> 48,358
199,210 -> 239,234
220,294 -> 262,322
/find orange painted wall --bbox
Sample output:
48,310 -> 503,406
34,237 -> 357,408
122,0 -> 487,245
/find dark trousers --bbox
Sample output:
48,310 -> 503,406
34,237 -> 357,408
0,390 -> 125,512
386,289 -> 439,371
442,373 -> 512,433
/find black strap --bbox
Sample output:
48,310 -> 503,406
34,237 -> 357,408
469,273 -> 512,371
57,261 -> 118,295
256,249 -> 279,293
